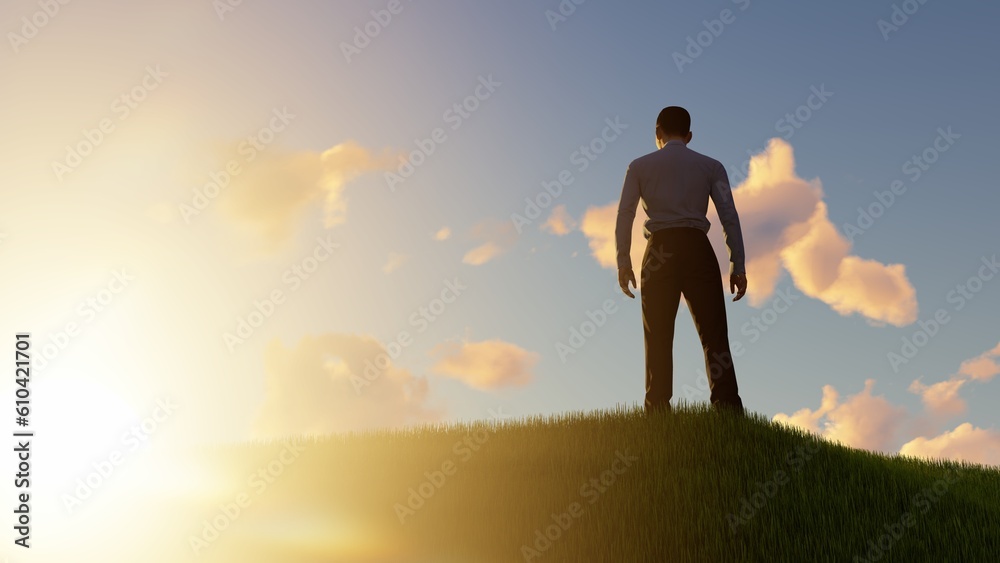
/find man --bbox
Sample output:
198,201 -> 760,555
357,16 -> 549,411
615,106 -> 747,414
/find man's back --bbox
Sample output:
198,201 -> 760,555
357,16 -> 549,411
615,139 -> 746,276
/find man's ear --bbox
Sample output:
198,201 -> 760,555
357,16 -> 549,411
684,131 -> 693,144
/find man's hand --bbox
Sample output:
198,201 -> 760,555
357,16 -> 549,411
619,267 -> 636,299
730,273 -> 747,302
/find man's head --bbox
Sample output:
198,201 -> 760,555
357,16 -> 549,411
655,106 -> 692,148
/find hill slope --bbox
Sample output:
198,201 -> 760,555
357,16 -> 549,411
57,405 -> 1000,562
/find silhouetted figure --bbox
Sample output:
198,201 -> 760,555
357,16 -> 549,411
615,106 -> 747,414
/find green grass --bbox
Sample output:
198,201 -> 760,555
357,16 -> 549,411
98,404 -> 1000,562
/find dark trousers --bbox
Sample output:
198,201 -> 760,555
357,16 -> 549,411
640,227 -> 743,412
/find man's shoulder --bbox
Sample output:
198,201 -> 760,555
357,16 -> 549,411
683,146 -> 725,170
628,149 -> 660,169
630,146 -> 724,171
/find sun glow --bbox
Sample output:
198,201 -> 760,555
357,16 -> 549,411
31,376 -> 142,489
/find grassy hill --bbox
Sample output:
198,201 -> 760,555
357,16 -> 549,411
59,404 -> 1000,562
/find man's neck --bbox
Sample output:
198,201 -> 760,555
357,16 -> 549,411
660,138 -> 686,148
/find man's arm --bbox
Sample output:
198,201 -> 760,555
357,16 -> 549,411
709,161 -> 746,277
616,163 -> 641,298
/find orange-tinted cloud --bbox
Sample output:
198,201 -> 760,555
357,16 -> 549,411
578,203 -> 650,288
463,219 -> 517,265
900,423 -> 1000,466
908,341 -> 1000,417
908,378 -> 967,417
433,227 -> 452,241
576,138 -> 918,325
957,342 -> 1000,381
382,252 -> 407,274
217,141 -> 401,243
778,202 -> 917,326
773,379 -> 906,451
429,339 -> 537,390
253,334 -> 441,439
772,385 -> 839,434
542,204 -> 576,236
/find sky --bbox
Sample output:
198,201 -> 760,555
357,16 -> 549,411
1,0 -> 999,484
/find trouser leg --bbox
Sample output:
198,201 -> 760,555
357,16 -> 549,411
681,237 -> 743,411
641,240 -> 681,412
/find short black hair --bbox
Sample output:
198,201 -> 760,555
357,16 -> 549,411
656,106 -> 691,136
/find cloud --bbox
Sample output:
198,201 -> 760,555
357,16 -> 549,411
429,339 -> 538,390
433,227 -> 452,241
900,423 -> 1000,466
907,341 -> 1000,417
579,203 -> 648,284
462,219 -> 517,266
575,138 -> 918,325
957,342 -> 1000,381
382,252 -> 407,274
217,141 -> 401,243
773,379 -> 906,452
542,204 -> 576,236
776,342 -> 1000,465
908,378 -> 967,417
772,385 -> 839,434
253,334 -> 441,439
579,203 -> 618,269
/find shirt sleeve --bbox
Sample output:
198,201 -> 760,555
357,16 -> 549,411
615,163 -> 641,271
709,162 -> 746,275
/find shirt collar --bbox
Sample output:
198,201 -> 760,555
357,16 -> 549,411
665,139 -> 686,147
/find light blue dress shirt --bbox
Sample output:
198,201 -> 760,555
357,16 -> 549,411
615,139 -> 746,275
